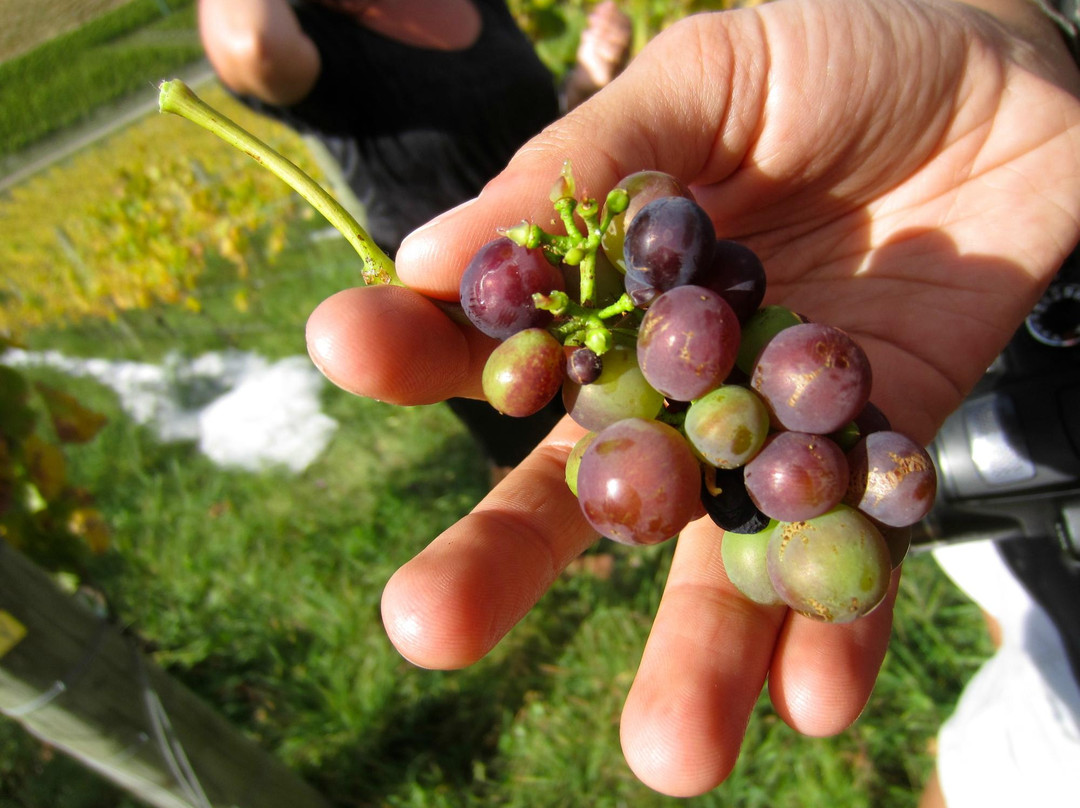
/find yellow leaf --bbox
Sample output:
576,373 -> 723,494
67,507 -> 110,554
24,434 -> 67,501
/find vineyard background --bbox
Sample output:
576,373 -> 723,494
1,2 -> 992,807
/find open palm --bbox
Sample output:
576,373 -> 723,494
305,0 -> 1080,796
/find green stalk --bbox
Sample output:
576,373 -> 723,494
158,79 -> 399,288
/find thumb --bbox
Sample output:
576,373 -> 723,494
394,11 -> 765,299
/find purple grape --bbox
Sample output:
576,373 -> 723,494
567,347 -> 603,385
623,196 -> 716,293
701,465 -> 771,535
481,328 -> 565,417
766,506 -> 892,623
636,285 -> 741,402
601,171 -> 694,271
460,237 -> 565,339
694,240 -> 767,324
750,322 -> 872,434
744,432 -> 849,522
878,522 -> 912,568
576,418 -> 701,546
623,270 -> 660,308
845,431 -> 937,527
854,401 -> 892,435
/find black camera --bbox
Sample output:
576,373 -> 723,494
912,253 -> 1080,566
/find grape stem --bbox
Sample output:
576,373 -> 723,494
537,292 -> 637,352
158,79 -> 398,288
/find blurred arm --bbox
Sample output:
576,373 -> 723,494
197,0 -> 321,105
959,0 -> 1080,86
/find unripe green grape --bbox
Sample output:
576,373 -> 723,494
736,305 -> 805,375
684,385 -> 770,468
722,528 -> 784,606
565,431 -> 597,496
562,346 -> 664,431
766,506 -> 891,624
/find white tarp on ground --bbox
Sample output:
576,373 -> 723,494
2,348 -> 338,473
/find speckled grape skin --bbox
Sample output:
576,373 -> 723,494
744,432 -> 850,522
845,431 -> 938,527
636,285 -> 741,402
576,418 -> 701,546
750,322 -> 872,434
766,506 -> 891,623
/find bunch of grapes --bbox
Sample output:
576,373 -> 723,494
154,81 -> 935,627
461,164 -> 936,625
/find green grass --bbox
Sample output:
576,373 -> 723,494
0,0 -> 201,160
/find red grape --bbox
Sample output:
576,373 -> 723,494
845,431 -> 937,527
576,418 -> 701,546
744,431 -> 849,522
750,322 -> 872,434
636,285 -> 741,402
460,237 -> 564,339
482,328 -> 565,417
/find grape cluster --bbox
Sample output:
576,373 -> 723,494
460,165 -> 937,625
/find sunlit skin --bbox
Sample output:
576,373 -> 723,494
305,0 -> 1080,796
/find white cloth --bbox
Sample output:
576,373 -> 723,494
932,540 -> 1080,808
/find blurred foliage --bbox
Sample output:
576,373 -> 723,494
508,0 -> 764,78
0,85 -> 321,338
0,0 -> 200,158
0,347 -> 111,573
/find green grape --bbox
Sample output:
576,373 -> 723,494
565,431 -> 597,496
766,506 -> 892,624
684,385 -> 770,468
562,346 -> 665,431
722,528 -> 784,606
735,304 -> 805,375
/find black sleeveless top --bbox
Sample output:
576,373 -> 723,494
237,0 -> 559,253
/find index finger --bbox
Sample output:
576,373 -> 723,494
380,416 -> 594,668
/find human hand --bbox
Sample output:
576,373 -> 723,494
565,0 -> 634,109
305,0 -> 1080,795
